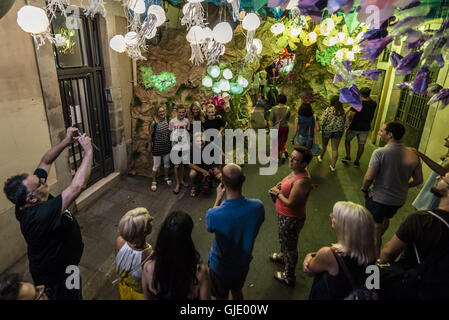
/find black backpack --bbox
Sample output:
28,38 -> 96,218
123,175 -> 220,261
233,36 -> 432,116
379,210 -> 449,300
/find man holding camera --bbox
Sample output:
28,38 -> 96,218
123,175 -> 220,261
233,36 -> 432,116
3,127 -> 93,300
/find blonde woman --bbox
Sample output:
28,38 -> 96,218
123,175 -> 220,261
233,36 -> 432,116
303,201 -> 377,300
115,208 -> 153,300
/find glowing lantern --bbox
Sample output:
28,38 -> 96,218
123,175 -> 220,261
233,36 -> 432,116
187,26 -> 205,65
336,49 -> 344,60
246,38 -> 262,55
328,36 -> 337,46
345,37 -> 354,46
125,31 -> 139,45
290,27 -> 302,37
129,0 -> 146,14
110,35 -> 126,53
208,65 -> 221,78
212,82 -> 222,94
271,23 -> 285,35
223,69 -> 233,80
237,76 -> 248,88
202,76 -> 213,87
352,45 -> 361,53
147,5 -> 166,27
242,13 -> 260,31
346,51 -> 355,61
309,32 -> 317,43
320,18 -> 335,36
230,82 -> 244,94
337,32 -> 347,43
219,79 -> 230,92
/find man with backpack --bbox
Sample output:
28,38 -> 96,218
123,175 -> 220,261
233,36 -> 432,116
378,172 -> 449,299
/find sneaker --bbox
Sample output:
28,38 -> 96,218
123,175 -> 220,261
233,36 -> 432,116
317,155 -> 323,163
341,157 -> 351,164
354,161 -> 360,167
329,164 -> 336,172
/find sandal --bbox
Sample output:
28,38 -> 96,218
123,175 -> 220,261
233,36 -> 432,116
164,177 -> 172,186
151,182 -> 157,192
269,252 -> 284,264
274,271 -> 295,287
182,182 -> 190,188
173,186 -> 180,194
190,187 -> 198,197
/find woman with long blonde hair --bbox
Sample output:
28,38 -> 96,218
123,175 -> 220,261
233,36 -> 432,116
303,201 -> 377,300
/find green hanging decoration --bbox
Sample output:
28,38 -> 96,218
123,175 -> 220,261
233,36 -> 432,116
140,66 -> 177,92
316,46 -> 338,66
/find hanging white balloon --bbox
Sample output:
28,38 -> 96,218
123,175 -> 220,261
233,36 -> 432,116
46,0 -> 70,22
242,13 -> 260,51
186,26 -> 206,65
181,0 -> 206,29
84,0 -> 106,18
226,0 -> 241,22
245,38 -> 262,64
17,5 -> 55,50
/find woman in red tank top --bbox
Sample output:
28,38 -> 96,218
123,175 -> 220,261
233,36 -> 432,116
268,146 -> 313,286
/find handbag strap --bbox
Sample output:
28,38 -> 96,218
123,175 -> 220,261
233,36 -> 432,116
330,248 -> 356,290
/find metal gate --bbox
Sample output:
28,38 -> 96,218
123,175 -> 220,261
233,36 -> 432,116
52,11 -> 113,185
395,68 -> 439,148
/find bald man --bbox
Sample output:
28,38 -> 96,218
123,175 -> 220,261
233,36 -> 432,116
206,164 -> 265,300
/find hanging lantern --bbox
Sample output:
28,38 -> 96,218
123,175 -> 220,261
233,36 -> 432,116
345,37 -> 354,46
290,27 -> 302,37
346,51 -> 355,61
219,79 -> 231,92
84,0 -> 107,18
202,76 -> 213,87
208,65 -> 221,78
242,13 -> 260,50
352,45 -> 361,53
127,0 -> 146,32
223,69 -> 233,80
237,76 -> 248,88
17,5 -> 54,49
230,82 -> 244,94
181,0 -> 205,29
320,18 -> 335,36
186,26 -> 206,65
271,23 -> 285,35
245,38 -> 262,64
110,35 -> 127,53
203,22 -> 233,65
139,5 -> 166,48
227,0 -> 241,22
124,31 -> 146,60
337,32 -> 347,43
335,49 -> 344,60
45,0 -> 70,22
309,32 -> 317,44
212,82 -> 222,94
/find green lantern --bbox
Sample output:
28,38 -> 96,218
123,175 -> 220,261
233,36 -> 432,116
202,76 -> 213,87
212,82 -> 222,94
230,82 -> 244,95
208,65 -> 221,78
237,76 -> 248,88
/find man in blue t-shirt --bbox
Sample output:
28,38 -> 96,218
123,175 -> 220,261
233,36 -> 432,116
206,164 -> 265,300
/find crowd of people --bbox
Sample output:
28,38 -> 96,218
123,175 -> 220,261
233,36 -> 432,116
1,90 -> 449,300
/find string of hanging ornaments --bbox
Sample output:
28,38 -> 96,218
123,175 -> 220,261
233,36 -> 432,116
242,13 -> 262,64
181,0 -> 206,29
17,1 -> 107,49
110,2 -> 166,60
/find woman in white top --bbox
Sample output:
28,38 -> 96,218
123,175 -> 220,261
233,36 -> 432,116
115,207 -> 153,300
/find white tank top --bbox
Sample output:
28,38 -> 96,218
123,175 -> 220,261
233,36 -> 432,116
115,242 -> 151,282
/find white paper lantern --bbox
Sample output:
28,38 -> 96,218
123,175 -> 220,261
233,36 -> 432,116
290,27 -> 302,37
219,79 -> 230,92
187,26 -> 205,44
213,22 -> 233,44
337,32 -> 347,43
328,36 -> 337,46
223,69 -> 233,80
148,5 -> 166,27
309,31 -> 317,43
110,35 -> 127,53
320,18 -> 335,36
345,37 -> 354,46
128,0 -> 146,14
242,13 -> 260,31
246,38 -> 262,55
336,49 -> 344,60
202,76 -> 213,87
125,32 -> 139,46
271,23 -> 285,35
17,5 -> 49,34
346,51 -> 355,61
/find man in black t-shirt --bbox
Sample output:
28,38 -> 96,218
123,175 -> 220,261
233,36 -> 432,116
379,172 -> 449,298
342,87 -> 377,167
3,128 -> 93,300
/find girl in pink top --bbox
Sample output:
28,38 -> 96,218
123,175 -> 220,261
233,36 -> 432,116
269,147 -> 313,286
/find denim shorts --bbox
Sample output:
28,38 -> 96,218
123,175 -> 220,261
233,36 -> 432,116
346,130 -> 369,144
296,135 -> 313,149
